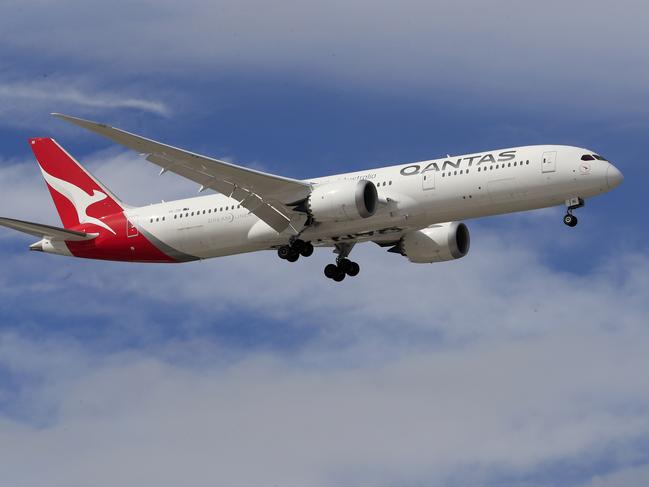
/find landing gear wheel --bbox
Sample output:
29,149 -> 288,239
346,261 -> 360,277
300,242 -> 314,257
286,250 -> 300,262
324,264 -> 338,279
332,270 -> 346,282
563,214 -> 578,227
337,258 -> 352,273
292,239 -> 305,253
277,245 -> 291,259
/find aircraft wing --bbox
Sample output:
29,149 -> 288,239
52,113 -> 311,233
0,217 -> 96,241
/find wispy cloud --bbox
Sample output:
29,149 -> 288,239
0,77 -> 170,128
0,82 -> 169,116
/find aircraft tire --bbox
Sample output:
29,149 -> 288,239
278,245 -> 291,259
300,242 -> 314,257
563,214 -> 578,227
332,270 -> 346,282
346,261 -> 360,276
324,263 -> 338,279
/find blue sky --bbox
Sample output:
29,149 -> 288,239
1,1 -> 648,486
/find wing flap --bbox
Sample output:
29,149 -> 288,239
0,217 -> 96,241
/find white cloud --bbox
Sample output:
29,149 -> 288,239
2,0 -> 648,115
1,320 -> 648,487
0,135 -> 647,487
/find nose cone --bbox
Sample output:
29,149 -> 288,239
606,164 -> 624,189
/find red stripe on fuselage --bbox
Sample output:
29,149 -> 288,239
64,213 -> 178,263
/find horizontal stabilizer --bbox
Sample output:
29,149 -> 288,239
0,217 -> 97,241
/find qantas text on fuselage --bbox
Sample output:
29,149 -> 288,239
0,114 -> 623,282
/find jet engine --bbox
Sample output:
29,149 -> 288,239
397,222 -> 470,263
306,180 -> 378,222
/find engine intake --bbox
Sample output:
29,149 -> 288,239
399,222 -> 470,263
307,179 -> 378,222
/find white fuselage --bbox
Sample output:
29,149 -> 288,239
125,145 -> 620,259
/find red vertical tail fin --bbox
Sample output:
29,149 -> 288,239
29,138 -> 125,234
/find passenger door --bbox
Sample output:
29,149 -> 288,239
541,151 -> 557,173
422,171 -> 435,190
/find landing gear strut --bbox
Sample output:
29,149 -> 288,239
563,197 -> 584,228
324,243 -> 360,282
277,239 -> 314,262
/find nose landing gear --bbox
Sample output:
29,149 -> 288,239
563,197 -> 584,228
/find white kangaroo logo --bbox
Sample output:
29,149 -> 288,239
40,168 -> 117,235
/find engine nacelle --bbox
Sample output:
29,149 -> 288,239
399,222 -> 470,263
308,179 -> 378,222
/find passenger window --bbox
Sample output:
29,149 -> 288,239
460,170 -> 463,174
150,218 -> 153,223
389,181 -> 392,185
454,171 -> 457,175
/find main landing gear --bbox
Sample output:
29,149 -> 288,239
277,239 -> 314,262
277,239 -> 360,282
563,197 -> 584,228
324,243 -> 360,282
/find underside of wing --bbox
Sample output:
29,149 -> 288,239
52,113 -> 311,233
0,217 -> 96,241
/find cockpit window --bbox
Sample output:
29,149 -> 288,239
593,154 -> 608,161
581,154 -> 595,161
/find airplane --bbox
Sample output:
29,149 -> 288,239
0,113 -> 623,282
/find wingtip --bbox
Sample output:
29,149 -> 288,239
51,112 -> 78,121
51,113 -> 109,129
